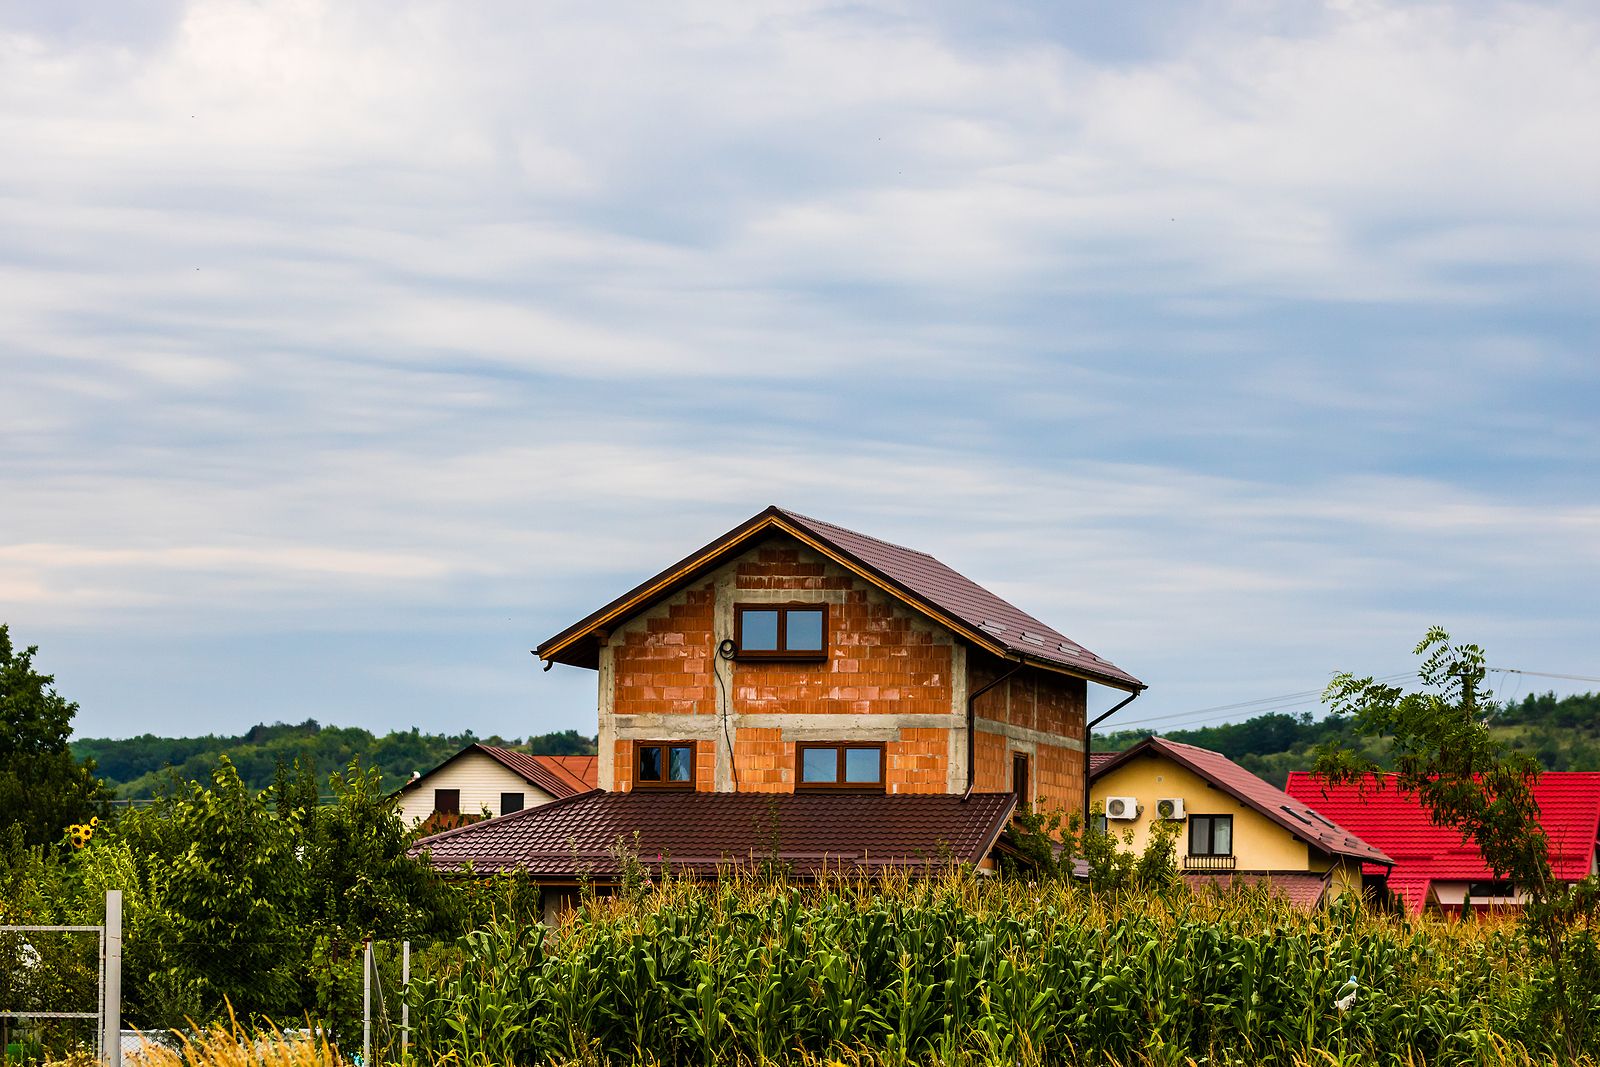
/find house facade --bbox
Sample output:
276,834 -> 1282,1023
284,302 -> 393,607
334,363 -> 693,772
535,506 -> 1144,815
395,744 -> 596,826
1091,737 -> 1392,907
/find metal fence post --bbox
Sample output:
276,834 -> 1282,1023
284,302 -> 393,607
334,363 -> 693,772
401,940 -> 410,1064
362,940 -> 372,1067
102,891 -> 122,1067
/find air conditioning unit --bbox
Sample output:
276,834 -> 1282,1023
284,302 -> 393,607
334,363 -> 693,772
1104,796 -> 1139,821
1156,797 -> 1186,820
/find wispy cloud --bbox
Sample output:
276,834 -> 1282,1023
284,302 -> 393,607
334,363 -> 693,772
1,0 -> 1595,737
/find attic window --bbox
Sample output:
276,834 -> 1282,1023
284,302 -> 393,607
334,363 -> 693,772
734,604 -> 828,661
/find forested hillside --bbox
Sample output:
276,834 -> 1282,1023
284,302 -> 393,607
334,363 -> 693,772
1096,690 -> 1600,788
72,719 -> 597,798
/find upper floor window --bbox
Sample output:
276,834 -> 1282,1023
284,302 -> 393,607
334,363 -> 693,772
1189,814 -> 1233,856
433,788 -> 460,816
635,741 -> 695,789
795,742 -> 883,791
500,792 -> 525,815
735,603 -> 828,661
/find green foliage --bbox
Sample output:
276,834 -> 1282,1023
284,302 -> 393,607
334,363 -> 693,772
1313,628 -> 1600,1059
0,755 -> 464,1036
1003,805 -> 1180,895
72,723 -> 597,799
0,624 -> 110,846
406,875 -> 1568,1066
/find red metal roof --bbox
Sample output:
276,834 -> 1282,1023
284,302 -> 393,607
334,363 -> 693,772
1284,771 -> 1600,913
395,744 -> 595,801
411,790 -> 1018,879
1093,737 -> 1392,866
1088,751 -> 1119,773
537,506 -> 1142,691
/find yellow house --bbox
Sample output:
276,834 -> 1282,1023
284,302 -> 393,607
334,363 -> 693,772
1090,736 -> 1392,907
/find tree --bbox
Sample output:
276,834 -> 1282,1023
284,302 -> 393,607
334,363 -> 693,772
1314,627 -> 1600,1056
0,624 -> 110,846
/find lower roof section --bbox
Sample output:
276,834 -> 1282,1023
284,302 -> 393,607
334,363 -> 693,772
410,789 -> 1018,879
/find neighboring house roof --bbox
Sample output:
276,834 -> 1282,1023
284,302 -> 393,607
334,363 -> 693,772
395,744 -> 597,801
1184,871 -> 1334,910
1092,736 -> 1393,867
1284,771 -> 1600,913
410,790 -> 1019,879
1088,751 -> 1119,773
536,505 -> 1142,691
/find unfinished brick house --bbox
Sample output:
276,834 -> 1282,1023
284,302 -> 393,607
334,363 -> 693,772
535,506 -> 1144,814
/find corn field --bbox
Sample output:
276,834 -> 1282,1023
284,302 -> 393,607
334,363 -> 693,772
394,873 -> 1587,1067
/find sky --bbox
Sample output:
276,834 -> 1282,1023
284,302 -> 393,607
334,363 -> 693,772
2,0 -> 1597,742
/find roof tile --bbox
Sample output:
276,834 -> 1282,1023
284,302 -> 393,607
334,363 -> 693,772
411,790 -> 1018,878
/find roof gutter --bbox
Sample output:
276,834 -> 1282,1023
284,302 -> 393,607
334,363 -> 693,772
1082,688 -> 1143,823
965,659 -> 1024,797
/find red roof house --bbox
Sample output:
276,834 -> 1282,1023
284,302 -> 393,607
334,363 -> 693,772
1284,771 -> 1600,914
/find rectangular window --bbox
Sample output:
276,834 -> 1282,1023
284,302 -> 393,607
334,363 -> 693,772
1012,752 -> 1030,811
500,792 -> 524,815
796,742 -> 884,791
1189,814 -> 1234,856
434,788 -> 460,816
734,603 -> 829,660
634,741 -> 696,790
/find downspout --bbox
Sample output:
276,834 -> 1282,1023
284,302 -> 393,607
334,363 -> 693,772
964,659 -> 1024,799
1083,688 -> 1143,821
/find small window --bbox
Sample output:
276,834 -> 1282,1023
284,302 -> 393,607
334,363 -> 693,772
434,788 -> 460,816
1090,813 -> 1109,835
635,741 -> 695,790
734,603 -> 828,660
796,743 -> 884,791
1012,752 -> 1030,811
1468,881 -> 1515,898
1189,814 -> 1234,856
500,792 -> 525,815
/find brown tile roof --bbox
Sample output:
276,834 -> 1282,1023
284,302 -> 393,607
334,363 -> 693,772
1184,872 -> 1333,910
410,790 -> 1018,879
537,505 -> 1141,691
1088,751 -> 1120,773
395,744 -> 595,801
1091,736 -> 1393,867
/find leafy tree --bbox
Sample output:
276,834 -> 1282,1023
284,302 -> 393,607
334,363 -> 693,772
1313,627 -> 1600,1056
0,624 -> 110,846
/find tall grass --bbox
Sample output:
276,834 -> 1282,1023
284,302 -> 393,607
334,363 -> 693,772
401,872 -> 1580,1067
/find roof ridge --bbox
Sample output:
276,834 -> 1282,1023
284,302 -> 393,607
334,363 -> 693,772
775,507 -> 939,561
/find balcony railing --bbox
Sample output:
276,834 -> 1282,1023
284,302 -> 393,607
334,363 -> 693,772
1183,853 -> 1236,871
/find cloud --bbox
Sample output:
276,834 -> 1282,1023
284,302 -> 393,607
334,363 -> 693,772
0,0 -> 1595,737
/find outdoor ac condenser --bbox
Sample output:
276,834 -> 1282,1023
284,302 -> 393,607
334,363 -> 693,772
1105,796 -> 1139,820
1156,797 -> 1186,820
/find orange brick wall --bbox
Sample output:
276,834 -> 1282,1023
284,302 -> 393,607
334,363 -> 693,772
969,655 -> 1088,815
730,545 -> 954,718
612,583 -> 716,717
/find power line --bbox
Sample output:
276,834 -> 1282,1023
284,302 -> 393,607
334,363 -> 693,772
1103,671 -> 1420,732
1489,667 -> 1600,685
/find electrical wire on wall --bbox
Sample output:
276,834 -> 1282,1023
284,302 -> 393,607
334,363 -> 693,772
715,638 -> 739,789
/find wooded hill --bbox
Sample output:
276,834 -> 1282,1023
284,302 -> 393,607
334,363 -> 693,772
1095,690 -> 1600,788
72,719 -> 598,798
